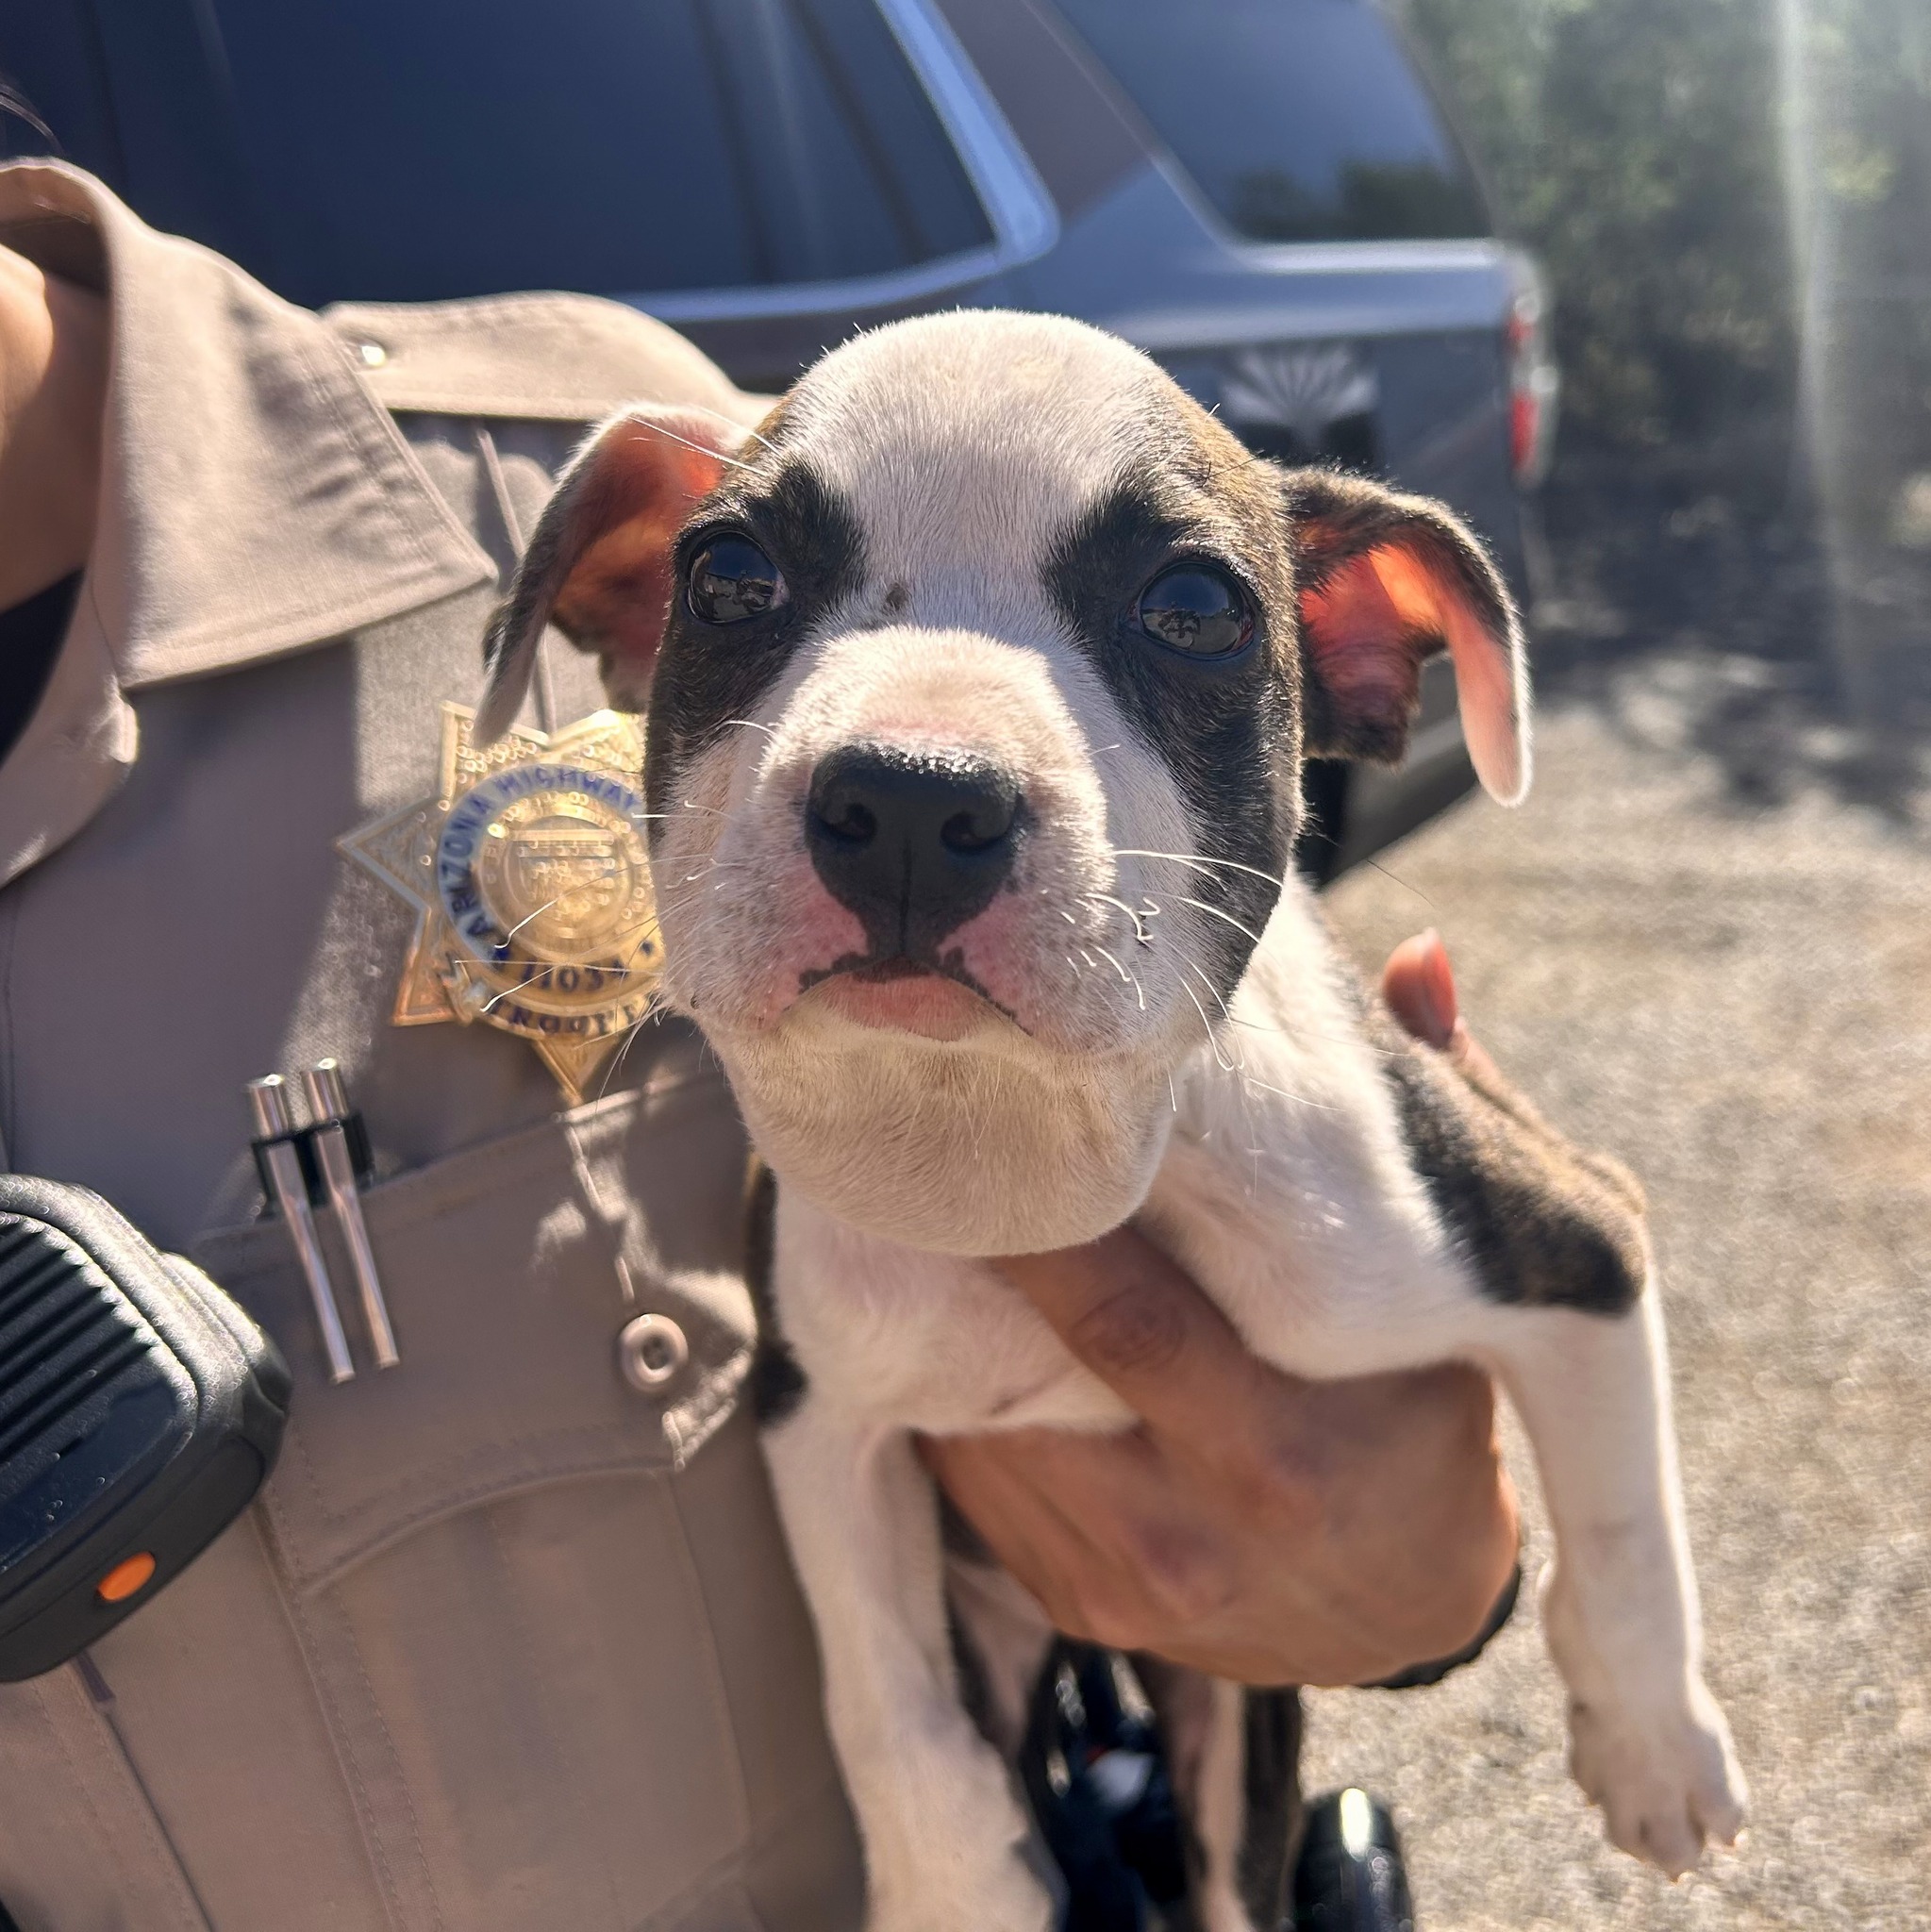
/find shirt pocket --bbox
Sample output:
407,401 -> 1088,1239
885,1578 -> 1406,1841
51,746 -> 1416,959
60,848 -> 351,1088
184,1074 -> 771,1932
191,1075 -> 755,1592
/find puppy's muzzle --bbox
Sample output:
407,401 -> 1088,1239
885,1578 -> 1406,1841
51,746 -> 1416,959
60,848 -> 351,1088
805,746 -> 1022,957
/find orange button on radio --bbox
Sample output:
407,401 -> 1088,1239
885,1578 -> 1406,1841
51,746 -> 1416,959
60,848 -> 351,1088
96,1553 -> 157,1603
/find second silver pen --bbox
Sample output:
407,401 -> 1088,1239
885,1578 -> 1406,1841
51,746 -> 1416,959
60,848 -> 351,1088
300,1062 -> 400,1370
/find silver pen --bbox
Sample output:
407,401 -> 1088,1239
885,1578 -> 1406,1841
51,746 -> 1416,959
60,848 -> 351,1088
299,1061 -> 400,1369
247,1075 -> 355,1384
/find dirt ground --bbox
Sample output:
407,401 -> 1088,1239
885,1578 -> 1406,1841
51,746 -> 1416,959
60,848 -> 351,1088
1307,621 -> 1931,1927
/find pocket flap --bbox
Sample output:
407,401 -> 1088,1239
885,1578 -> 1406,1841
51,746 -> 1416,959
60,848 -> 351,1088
192,1076 -> 754,1591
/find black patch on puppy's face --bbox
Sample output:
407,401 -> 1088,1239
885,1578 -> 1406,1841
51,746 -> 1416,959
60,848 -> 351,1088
643,454 -> 867,841
1041,461 -> 1304,1000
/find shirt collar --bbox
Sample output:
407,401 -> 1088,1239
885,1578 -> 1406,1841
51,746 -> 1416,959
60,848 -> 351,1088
0,160 -> 495,691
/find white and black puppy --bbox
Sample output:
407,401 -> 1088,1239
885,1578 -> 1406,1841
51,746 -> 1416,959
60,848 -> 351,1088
478,311 -> 1746,1931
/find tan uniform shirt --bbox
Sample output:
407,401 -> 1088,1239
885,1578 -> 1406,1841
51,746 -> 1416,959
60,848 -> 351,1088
0,161 -> 862,1932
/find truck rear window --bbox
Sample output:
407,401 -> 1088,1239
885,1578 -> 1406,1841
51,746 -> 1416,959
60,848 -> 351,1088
1048,0 -> 1489,244
163,0 -> 993,307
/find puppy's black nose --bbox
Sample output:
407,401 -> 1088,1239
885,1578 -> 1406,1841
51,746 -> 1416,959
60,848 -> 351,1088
806,745 -> 1022,953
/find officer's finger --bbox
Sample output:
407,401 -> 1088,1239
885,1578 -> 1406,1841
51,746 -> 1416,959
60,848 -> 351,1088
993,1227 -> 1268,1436
1382,928 -> 1502,1086
1382,927 -> 1457,1046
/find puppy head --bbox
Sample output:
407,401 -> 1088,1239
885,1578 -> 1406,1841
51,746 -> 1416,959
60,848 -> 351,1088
482,312 -> 1528,1253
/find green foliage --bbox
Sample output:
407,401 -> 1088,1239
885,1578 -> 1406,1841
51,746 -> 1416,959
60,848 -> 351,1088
1394,0 -> 1931,458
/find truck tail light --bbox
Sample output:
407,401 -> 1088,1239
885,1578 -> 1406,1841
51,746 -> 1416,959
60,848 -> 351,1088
1506,259 -> 1559,488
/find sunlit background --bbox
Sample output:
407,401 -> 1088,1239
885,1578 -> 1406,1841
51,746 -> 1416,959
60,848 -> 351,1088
1403,0 -> 1931,808
1,4 -> 1925,1925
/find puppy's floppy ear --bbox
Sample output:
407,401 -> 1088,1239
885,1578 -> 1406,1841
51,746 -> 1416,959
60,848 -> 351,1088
476,404 -> 745,743
1283,471 -> 1531,805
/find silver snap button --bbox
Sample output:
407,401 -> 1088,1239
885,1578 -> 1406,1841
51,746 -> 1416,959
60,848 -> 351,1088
355,341 -> 388,368
617,1313 -> 688,1391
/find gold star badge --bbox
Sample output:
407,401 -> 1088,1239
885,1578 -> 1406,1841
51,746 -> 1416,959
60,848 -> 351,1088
341,704 -> 663,1104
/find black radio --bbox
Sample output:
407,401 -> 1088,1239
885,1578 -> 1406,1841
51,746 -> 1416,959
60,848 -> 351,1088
0,1176 -> 289,1680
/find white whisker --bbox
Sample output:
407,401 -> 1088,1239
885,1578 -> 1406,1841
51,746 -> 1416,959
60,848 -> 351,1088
674,400 -> 778,455
1175,894 -> 1268,949
1115,848 -> 1291,893
1240,1073 -> 1339,1110
1082,891 -> 1154,944
633,416 -> 759,473
1174,974 -> 1238,1074
1171,956 -> 1248,1075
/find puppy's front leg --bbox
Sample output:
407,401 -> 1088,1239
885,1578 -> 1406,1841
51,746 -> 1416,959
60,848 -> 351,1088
1489,1291 -> 1747,1874
763,1396 -> 1053,1932
1376,1012 -> 1745,1871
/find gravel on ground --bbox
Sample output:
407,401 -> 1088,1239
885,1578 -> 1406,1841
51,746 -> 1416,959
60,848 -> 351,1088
1309,653 -> 1931,1931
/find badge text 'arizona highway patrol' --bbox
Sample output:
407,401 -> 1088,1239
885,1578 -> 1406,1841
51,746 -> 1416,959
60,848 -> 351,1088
340,704 -> 661,1105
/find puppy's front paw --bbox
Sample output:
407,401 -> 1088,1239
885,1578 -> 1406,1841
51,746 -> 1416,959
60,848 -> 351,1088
1567,1674 -> 1747,1876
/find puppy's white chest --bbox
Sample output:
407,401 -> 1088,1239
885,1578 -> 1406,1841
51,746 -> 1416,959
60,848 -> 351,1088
774,1199 -> 1127,1431
772,1026 -> 1469,1434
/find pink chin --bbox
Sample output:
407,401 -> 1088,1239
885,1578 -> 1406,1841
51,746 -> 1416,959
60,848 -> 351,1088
808,967 -> 995,1041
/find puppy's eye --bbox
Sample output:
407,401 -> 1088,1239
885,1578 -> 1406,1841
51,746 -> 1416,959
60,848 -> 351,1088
688,536 -> 787,625
1136,563 -> 1253,659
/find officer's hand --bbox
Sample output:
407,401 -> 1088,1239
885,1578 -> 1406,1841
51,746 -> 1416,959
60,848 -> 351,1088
922,931 -> 1520,1688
